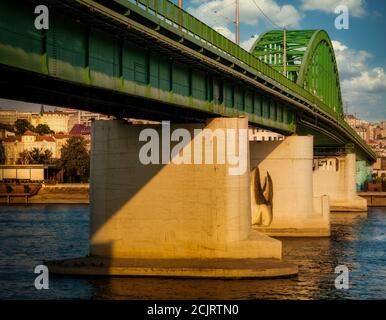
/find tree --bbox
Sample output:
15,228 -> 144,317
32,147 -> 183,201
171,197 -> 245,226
0,143 -> 5,164
18,150 -> 32,164
0,123 -> 14,133
29,148 -> 53,164
14,119 -> 34,135
60,136 -> 90,182
18,148 -> 53,164
35,124 -> 54,135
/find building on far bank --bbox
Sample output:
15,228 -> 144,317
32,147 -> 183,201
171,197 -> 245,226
0,128 -> 15,139
31,111 -> 70,133
69,123 -> 91,136
0,164 -> 64,183
1,107 -> 110,134
2,131 -> 56,165
372,157 -> 386,178
0,109 -> 35,125
345,114 -> 386,157
63,109 -> 112,128
1,128 -> 91,165
249,128 -> 284,141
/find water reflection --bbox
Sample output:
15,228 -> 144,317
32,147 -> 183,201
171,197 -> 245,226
0,206 -> 386,299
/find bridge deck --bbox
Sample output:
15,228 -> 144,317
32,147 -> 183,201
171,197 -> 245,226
0,0 -> 376,162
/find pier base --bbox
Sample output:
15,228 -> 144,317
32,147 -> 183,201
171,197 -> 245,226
49,118 -> 297,278
358,192 -> 386,207
314,153 -> 367,212
47,257 -> 298,279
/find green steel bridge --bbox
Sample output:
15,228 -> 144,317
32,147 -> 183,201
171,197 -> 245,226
0,0 -> 376,162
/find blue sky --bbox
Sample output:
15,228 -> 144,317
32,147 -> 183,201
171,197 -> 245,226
184,0 -> 386,121
1,0 -> 385,122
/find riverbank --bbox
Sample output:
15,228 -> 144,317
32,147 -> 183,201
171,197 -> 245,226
0,183 -> 89,204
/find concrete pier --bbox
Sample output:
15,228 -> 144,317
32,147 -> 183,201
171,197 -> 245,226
250,136 -> 330,237
47,257 -> 298,279
48,118 -> 297,278
313,153 -> 367,212
358,192 -> 386,207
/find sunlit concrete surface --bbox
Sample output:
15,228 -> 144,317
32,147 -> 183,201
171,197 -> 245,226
89,117 -> 283,260
250,136 -> 330,237
46,118 -> 300,278
314,153 -> 367,212
47,257 -> 298,279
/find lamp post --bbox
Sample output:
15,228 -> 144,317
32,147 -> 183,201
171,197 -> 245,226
236,0 -> 239,45
283,28 -> 287,77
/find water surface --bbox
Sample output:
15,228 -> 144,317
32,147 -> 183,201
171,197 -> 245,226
0,205 -> 385,299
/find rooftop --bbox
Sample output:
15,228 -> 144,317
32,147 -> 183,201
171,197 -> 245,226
23,130 -> 36,136
69,124 -> 91,135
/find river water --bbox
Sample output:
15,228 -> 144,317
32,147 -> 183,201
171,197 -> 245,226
0,205 -> 386,300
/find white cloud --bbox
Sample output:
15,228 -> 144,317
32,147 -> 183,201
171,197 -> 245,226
213,25 -> 235,42
187,0 -> 301,30
188,0 -> 207,4
240,34 -> 260,51
332,40 -> 373,78
332,40 -> 386,93
301,0 -> 366,17
341,67 -> 386,93
331,40 -> 386,120
213,27 -> 260,50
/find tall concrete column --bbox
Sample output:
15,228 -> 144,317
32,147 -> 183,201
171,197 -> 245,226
250,135 -> 330,237
89,118 -> 281,260
345,153 -> 357,201
47,117 -> 299,278
313,152 -> 367,212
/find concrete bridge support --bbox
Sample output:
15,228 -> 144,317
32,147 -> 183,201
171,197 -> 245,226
313,153 -> 367,212
90,117 -> 283,260
47,117 -> 298,278
250,136 -> 330,237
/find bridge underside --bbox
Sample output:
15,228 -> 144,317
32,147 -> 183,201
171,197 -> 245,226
0,64 -> 213,124
0,0 -> 375,163
0,64 -> 359,153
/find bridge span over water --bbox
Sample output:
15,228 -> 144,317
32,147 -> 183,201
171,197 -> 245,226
0,0 -> 376,162
0,0 -> 377,278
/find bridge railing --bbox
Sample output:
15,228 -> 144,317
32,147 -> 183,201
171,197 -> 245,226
128,1 -> 321,105
111,0 -> 375,159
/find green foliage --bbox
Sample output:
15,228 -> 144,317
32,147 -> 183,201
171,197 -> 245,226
0,123 -> 14,132
34,124 -> 54,135
30,148 -> 53,164
18,148 -> 53,164
60,136 -> 90,182
24,185 -> 30,193
14,119 -> 34,135
6,184 -> 12,193
0,143 -> 5,164
17,150 -> 31,165
13,120 -> 54,136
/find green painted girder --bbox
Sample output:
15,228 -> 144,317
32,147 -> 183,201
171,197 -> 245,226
251,30 -> 343,115
0,0 -> 295,134
0,0 -> 376,163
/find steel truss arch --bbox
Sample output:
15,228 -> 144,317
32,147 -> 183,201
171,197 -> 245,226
250,30 -> 343,115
